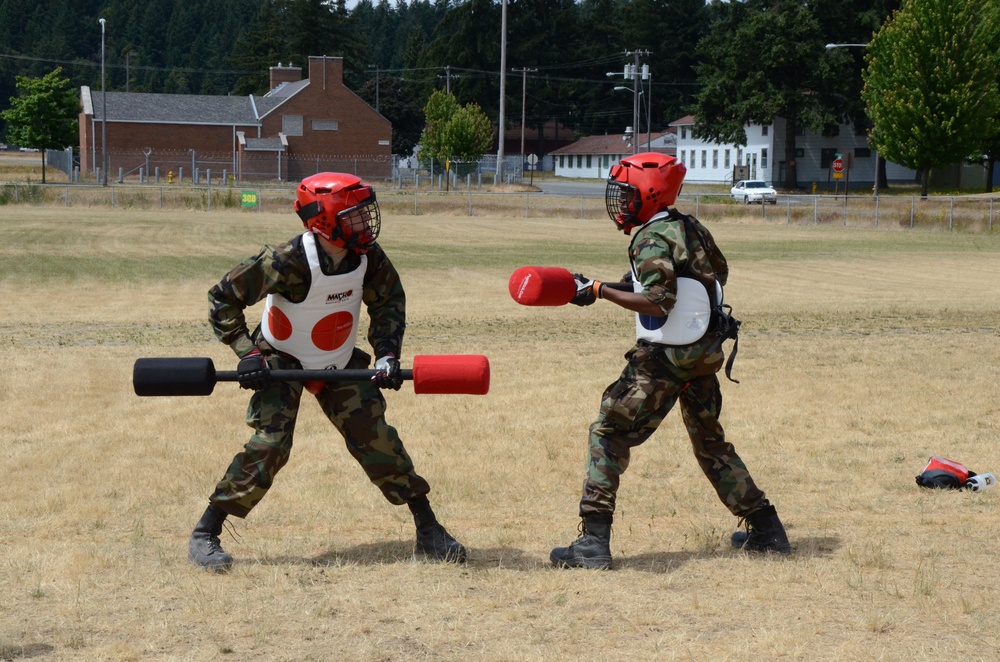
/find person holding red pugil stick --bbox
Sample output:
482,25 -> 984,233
188,172 -> 466,572
550,153 -> 790,569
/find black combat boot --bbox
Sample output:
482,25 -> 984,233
188,504 -> 234,572
408,497 -> 467,563
731,504 -> 791,555
550,513 -> 613,569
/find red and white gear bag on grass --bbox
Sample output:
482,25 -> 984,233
915,456 -> 974,489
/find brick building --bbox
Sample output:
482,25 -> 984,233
79,56 -> 392,183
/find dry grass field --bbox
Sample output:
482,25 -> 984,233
1,201 -> 999,661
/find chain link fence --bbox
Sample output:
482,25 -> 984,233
0,180 -> 996,232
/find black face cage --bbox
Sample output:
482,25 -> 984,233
605,180 -> 639,225
337,197 -> 381,249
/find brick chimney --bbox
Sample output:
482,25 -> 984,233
269,63 -> 302,90
307,56 -> 344,90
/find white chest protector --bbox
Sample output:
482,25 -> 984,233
260,232 -> 367,369
631,214 -> 723,346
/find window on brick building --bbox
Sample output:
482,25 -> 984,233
312,120 -> 339,131
282,115 -> 304,136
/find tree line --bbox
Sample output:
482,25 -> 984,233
1,0 -> 997,192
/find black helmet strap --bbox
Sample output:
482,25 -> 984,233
296,200 -> 322,223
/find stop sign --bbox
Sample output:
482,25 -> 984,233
832,158 -> 844,173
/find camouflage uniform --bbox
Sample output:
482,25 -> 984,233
580,209 -> 770,519
205,235 -> 430,519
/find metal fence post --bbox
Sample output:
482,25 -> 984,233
814,196 -> 818,225
949,197 -> 954,232
910,197 -> 915,228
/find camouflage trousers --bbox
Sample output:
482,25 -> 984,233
209,348 -> 430,518
580,340 -> 768,519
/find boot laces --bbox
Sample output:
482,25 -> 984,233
212,519 -> 242,551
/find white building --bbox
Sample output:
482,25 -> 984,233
550,131 -> 675,179
671,114 -> 916,188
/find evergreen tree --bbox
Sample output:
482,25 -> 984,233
694,0 -> 844,188
358,75 -> 425,156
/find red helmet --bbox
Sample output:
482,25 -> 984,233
294,172 -> 381,251
605,152 -> 686,233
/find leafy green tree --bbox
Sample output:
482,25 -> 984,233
419,89 -> 460,165
442,103 -> 493,160
693,0 -> 848,188
1,67 -> 79,183
862,0 -> 999,196
418,89 -> 492,171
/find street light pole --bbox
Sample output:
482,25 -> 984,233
825,42 -> 879,196
514,67 -> 537,167
99,18 -> 107,187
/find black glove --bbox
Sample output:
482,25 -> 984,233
237,350 -> 271,390
570,273 -> 603,306
372,353 -> 402,390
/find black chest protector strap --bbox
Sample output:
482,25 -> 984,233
677,214 -> 742,383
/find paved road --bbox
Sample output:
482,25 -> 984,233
533,179 -> 606,198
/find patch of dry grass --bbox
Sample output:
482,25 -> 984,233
1,205 -> 999,660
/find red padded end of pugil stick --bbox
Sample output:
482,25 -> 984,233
412,355 -> 490,395
508,266 -> 577,306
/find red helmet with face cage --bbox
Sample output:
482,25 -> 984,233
605,152 -> 686,234
294,172 -> 381,251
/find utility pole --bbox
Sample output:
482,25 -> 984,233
99,18 -> 107,187
368,64 -> 380,112
496,0 -> 507,184
643,64 -> 652,150
624,50 -> 649,155
513,67 -> 537,165
440,65 -> 459,95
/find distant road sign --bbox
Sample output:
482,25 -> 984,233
832,158 -> 844,173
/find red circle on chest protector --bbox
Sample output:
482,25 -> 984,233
312,311 -> 354,351
267,307 -> 294,341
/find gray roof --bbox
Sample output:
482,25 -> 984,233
84,87 -> 299,126
265,79 -> 309,99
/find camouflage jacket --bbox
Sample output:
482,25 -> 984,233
628,208 -> 731,374
629,208 -> 729,316
209,234 -> 405,360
